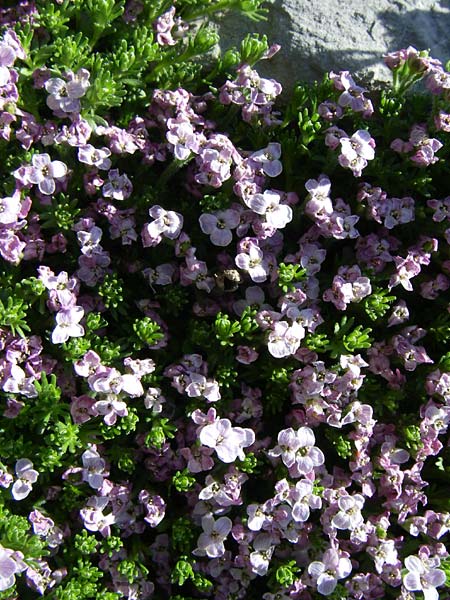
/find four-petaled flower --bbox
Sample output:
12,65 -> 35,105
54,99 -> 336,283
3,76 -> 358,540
403,555 -> 446,600
11,459 -> 38,501
199,418 -> 255,463
193,515 -> 232,558
27,153 -> 67,195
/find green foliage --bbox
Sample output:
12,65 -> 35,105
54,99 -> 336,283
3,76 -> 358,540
171,557 -> 195,586
100,535 -> 124,558
98,273 -> 124,309
325,429 -> 353,459
0,296 -> 30,337
45,417 -> 82,456
73,530 -> 99,555
327,316 -> 373,358
239,33 -> 269,66
277,262 -> 307,293
236,452 -> 261,473
363,288 -> 396,321
132,317 -> 164,349
28,372 -> 66,434
275,560 -> 300,587
171,517 -> 195,553
40,194 -> 81,231
145,418 -> 177,449
214,311 -> 241,346
172,469 -> 196,492
55,558 -> 105,600
0,505 -> 47,558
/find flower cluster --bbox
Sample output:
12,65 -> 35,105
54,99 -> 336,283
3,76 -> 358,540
0,2 -> 449,600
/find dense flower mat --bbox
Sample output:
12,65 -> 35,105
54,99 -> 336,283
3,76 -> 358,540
0,1 -> 449,599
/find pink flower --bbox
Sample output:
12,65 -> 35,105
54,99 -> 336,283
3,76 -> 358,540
338,129 -> 375,177
102,169 -> 132,200
235,242 -> 269,283
92,395 -> 128,426
0,545 -> 25,592
185,373 -> 221,402
0,191 -> 21,224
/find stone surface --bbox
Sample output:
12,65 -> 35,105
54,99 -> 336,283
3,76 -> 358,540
214,0 -> 450,92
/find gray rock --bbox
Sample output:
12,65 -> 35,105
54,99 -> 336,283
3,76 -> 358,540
214,0 -> 450,92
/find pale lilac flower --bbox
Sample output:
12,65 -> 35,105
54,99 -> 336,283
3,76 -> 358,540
0,545 -> 23,592
403,555 -> 446,600
291,478 -> 322,522
235,345 -> 259,364
235,242 -> 268,283
142,205 -> 183,246
11,459 -> 38,500
78,144 -> 112,170
102,169 -> 132,200
51,306 -> 84,344
27,153 -> 67,195
0,191 -> 21,224
308,547 -> 352,595
92,395 -> 128,426
166,119 -> 200,159
185,373 -> 221,402
246,190 -> 293,229
76,225 -> 103,255
331,494 -> 365,530
199,209 -> 240,246
233,285 -> 269,316
249,143 -> 283,177
194,515 -> 232,558
45,68 -> 90,113
268,427 -> 301,467
144,387 -> 165,413
28,509 -> 54,537
367,540 -> 399,574
250,533 -> 275,575
80,496 -> 115,537
267,320 -> 304,358
70,395 -> 96,424
338,130 -> 375,177
199,418 -> 255,463
139,491 -> 166,527
2,363 -> 38,398
81,447 -> 107,490
90,367 -> 143,397
295,426 -> 325,474
388,300 -> 409,327
45,270 -> 78,307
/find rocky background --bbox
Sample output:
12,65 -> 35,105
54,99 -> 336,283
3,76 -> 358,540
214,0 -> 450,91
